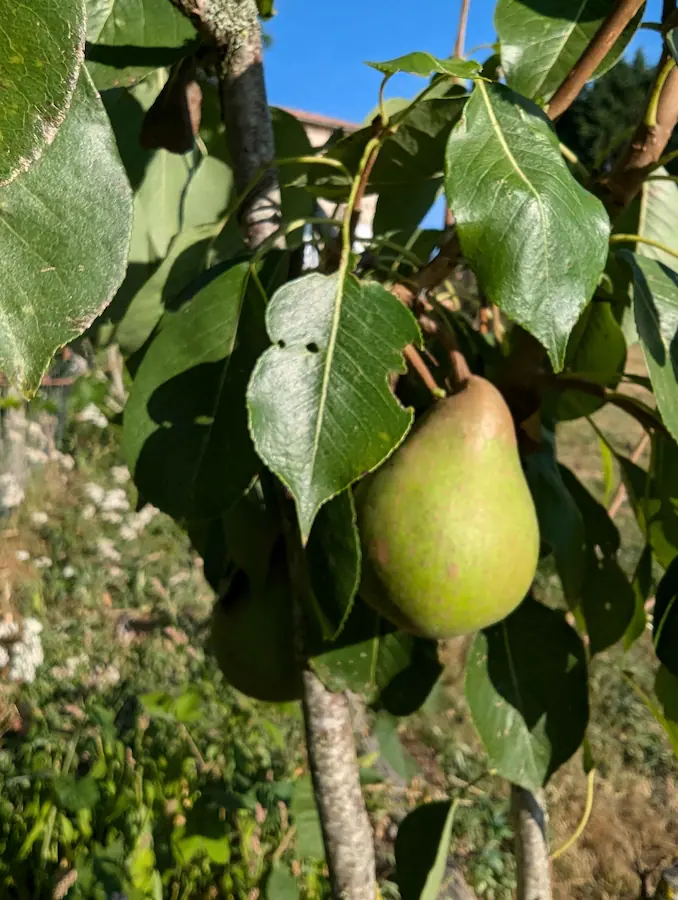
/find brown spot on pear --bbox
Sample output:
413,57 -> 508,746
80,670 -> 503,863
356,375 -> 539,639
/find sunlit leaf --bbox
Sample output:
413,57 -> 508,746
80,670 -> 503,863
367,52 -> 480,80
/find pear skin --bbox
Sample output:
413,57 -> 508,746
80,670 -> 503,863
210,563 -> 302,703
356,376 -> 539,639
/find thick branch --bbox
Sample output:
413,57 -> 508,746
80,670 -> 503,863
511,786 -> 552,900
547,0 -> 645,121
169,0 -> 280,247
600,53 -> 678,215
302,672 -> 377,900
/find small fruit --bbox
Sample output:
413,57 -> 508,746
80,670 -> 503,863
210,556 -> 301,703
356,375 -> 539,638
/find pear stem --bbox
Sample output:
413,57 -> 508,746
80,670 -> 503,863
404,345 -> 446,399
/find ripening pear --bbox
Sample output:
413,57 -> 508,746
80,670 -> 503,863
210,556 -> 302,703
356,375 -> 539,639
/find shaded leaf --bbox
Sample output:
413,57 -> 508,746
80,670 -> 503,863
267,864 -> 300,900
465,597 -> 588,791
247,272 -> 420,541
290,776 -> 325,860
395,800 -> 456,900
182,156 -> 234,229
625,544 -> 652,650
667,28 -> 678,65
654,555 -> 678,677
622,252 -> 678,444
306,491 -> 361,639
0,0 -> 85,186
52,775 -> 100,813
173,794 -> 231,864
495,0 -> 643,103
0,71 -> 132,393
374,712 -> 421,782
271,108 -> 315,248
654,665 -> 678,755
86,0 -> 196,90
617,167 -> 678,273
368,53 -> 480,80
445,81 -> 610,370
124,259 -> 270,522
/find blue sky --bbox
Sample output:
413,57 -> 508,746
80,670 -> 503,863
265,0 -> 665,124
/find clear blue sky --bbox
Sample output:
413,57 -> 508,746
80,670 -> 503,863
265,0 -> 664,124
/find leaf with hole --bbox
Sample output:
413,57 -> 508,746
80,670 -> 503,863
0,71 -> 132,393
395,800 -> 457,900
86,0 -> 197,90
445,81 -> 610,370
465,597 -> 588,791
367,52 -> 480,79
124,259 -> 274,522
0,0 -> 85,186
247,272 -> 420,541
495,0 -> 643,103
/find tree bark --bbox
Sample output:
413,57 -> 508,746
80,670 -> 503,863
303,672 -> 377,900
511,786 -> 552,900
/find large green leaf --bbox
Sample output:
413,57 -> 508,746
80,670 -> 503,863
395,800 -> 457,900
306,491 -> 361,639
0,0 -> 85,186
86,0 -> 196,90
124,260 -> 268,522
445,81 -> 610,370
653,555 -> 678,677
618,168 -> 678,273
465,597 -> 588,791
622,252 -> 678,444
0,72 -> 132,393
495,0 -> 643,103
367,53 -> 480,79
247,272 -> 420,541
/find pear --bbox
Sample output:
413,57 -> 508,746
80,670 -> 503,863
356,375 -> 539,639
210,556 -> 302,703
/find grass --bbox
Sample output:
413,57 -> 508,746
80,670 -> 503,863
0,356 -> 677,900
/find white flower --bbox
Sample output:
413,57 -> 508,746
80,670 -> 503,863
34,556 -> 52,569
26,421 -> 46,442
15,550 -> 30,562
30,511 -> 48,527
169,571 -> 190,586
6,621 -> 44,683
23,618 -> 43,636
119,524 -> 137,542
108,566 -> 125,579
25,447 -> 49,466
63,565 -> 76,579
82,504 -> 96,521
0,620 -> 19,641
84,483 -> 105,505
101,511 -> 122,524
0,474 -> 24,510
0,646 -> 9,668
101,489 -> 129,513
111,466 -> 130,485
96,538 -> 121,563
77,403 -> 108,429
132,505 -> 159,531
55,452 -> 75,472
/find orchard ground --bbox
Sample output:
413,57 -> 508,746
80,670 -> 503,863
0,354 -> 674,900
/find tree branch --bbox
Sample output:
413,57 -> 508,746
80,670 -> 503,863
511,786 -> 552,900
453,0 -> 471,59
168,0 -> 280,247
547,0 -> 645,121
391,233 -> 461,307
302,672 -> 377,900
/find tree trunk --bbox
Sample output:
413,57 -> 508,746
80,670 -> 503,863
511,785 -> 552,900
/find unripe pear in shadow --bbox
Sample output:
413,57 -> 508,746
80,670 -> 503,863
356,375 -> 539,639
210,558 -> 302,703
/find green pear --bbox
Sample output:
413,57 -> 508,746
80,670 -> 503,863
356,375 -> 539,639
210,556 -> 302,703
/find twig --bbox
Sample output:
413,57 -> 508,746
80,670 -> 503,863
404,345 -> 446,398
547,0 -> 646,121
453,0 -> 471,58
391,233 -> 462,308
607,432 -> 650,518
551,768 -> 596,861
272,824 -> 297,863
547,375 -> 667,435
610,232 -> 678,262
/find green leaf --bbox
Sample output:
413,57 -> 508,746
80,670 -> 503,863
667,28 -> 678,65
271,108 -> 315,248
182,156 -> 234,229
247,272 -> 420,541
367,52 -> 480,80
654,665 -> 678,755
600,436 -> 615,505
654,555 -> 678,677
173,794 -> 231,865
622,252 -> 678,444
625,544 -> 652,650
290,776 -> 325,860
445,81 -> 610,370
617,167 -> 678,273
495,0 -> 643,103
0,0 -> 85,186
86,0 -> 196,90
306,491 -> 361,639
0,71 -> 132,393
395,800 -> 457,900
524,432 -> 586,604
465,597 -> 589,791
267,864 -> 300,900
52,775 -> 100,813
257,0 -> 276,18
374,712 -> 421,782
124,259 -> 270,522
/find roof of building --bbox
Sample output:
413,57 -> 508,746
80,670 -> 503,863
279,107 -> 360,133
